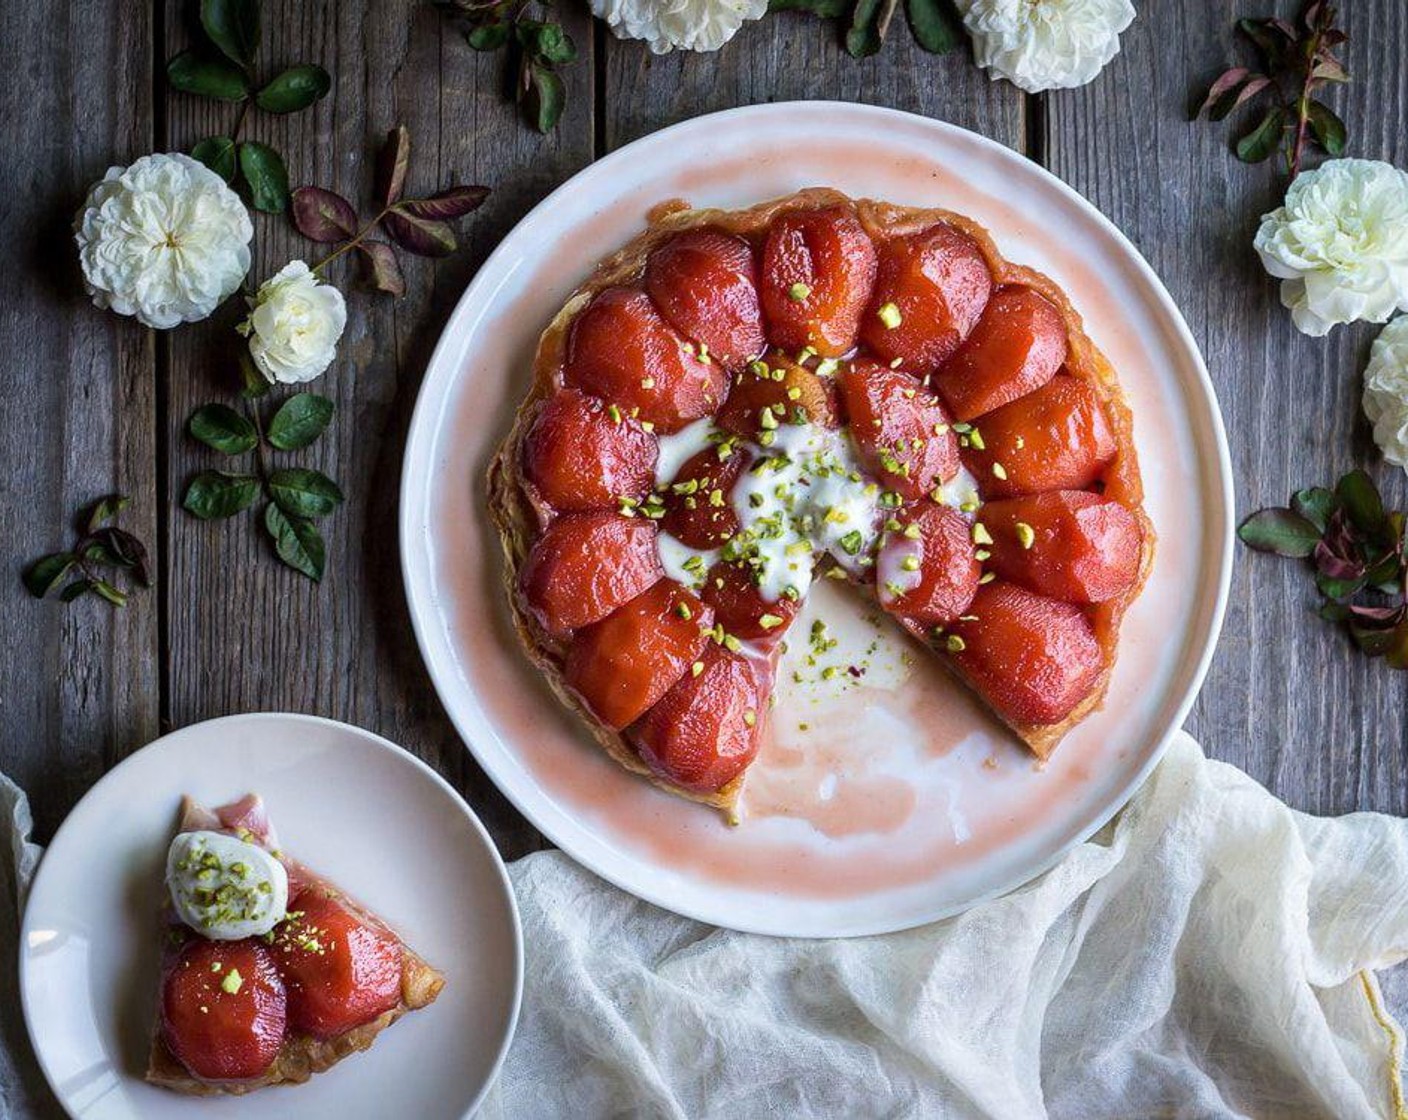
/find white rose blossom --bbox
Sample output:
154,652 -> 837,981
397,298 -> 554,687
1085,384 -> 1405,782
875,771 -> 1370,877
1362,315 -> 1408,472
956,0 -> 1135,94
74,152 -> 253,330
238,261 -> 347,385
589,0 -> 766,53
1254,159 -> 1408,338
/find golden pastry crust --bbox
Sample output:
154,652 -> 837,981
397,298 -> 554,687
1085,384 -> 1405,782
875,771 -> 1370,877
488,188 -> 1155,812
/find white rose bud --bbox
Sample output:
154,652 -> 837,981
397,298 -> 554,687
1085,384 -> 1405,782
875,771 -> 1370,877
1255,159 -> 1408,337
74,152 -> 253,329
239,261 -> 347,385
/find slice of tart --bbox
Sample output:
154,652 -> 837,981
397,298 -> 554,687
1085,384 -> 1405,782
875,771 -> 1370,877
488,188 -> 1155,818
145,794 -> 444,1095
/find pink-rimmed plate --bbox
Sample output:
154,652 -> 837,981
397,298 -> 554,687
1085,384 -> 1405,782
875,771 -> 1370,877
400,102 -> 1233,937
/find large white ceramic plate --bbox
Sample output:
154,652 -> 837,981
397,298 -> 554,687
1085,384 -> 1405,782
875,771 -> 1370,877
400,101 -> 1233,937
20,713 -> 521,1120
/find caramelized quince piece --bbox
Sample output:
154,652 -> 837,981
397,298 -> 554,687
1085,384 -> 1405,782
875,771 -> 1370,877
524,389 -> 658,512
934,285 -> 1067,421
645,230 -> 766,372
661,447 -> 749,549
161,937 -> 287,1082
946,581 -> 1104,726
960,375 -> 1117,498
701,560 -> 801,642
876,503 -> 981,626
564,287 -> 727,433
861,224 -> 992,374
836,358 -> 960,501
630,644 -> 772,794
520,512 -> 662,636
565,580 -> 712,729
716,352 -> 838,438
270,889 -> 403,1040
760,206 -> 878,357
981,491 -> 1143,604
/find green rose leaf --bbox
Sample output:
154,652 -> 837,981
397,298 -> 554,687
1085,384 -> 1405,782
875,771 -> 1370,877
517,20 -> 577,65
768,0 -> 849,17
523,63 -> 565,135
23,553 -> 76,599
191,136 -> 238,183
1336,469 -> 1387,537
84,493 -> 131,534
1307,100 -> 1347,156
167,51 -> 251,101
59,579 -> 95,603
90,579 -> 129,608
1237,507 -> 1320,558
183,471 -> 261,520
200,0 -> 260,69
376,126 -> 411,207
904,0 -> 962,53
845,0 -> 886,57
264,503 -> 325,581
267,393 -> 335,451
255,64 -> 332,113
467,23 -> 511,51
188,403 -> 258,455
268,468 -> 344,518
1290,486 -> 1336,533
1235,106 -> 1285,163
238,141 -> 290,213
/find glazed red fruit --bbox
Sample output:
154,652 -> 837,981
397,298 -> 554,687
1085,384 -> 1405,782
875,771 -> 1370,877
861,224 -> 992,373
271,890 -> 403,1039
702,561 -> 801,641
982,491 -> 1143,603
565,580 -> 712,729
524,389 -> 658,511
836,359 -> 960,500
662,448 -> 749,549
564,287 -> 728,433
716,354 -> 837,438
630,644 -> 772,793
520,512 -> 662,635
876,504 -> 981,626
644,230 -> 765,371
960,375 -> 1117,498
933,286 -> 1067,421
947,581 -> 1104,726
161,937 -> 287,1082
760,207 -> 878,357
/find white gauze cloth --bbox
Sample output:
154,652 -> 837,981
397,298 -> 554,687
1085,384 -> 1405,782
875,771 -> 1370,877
480,733 -> 1408,1120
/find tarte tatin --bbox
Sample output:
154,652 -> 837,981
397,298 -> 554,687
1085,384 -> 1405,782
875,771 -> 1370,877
488,188 -> 1154,818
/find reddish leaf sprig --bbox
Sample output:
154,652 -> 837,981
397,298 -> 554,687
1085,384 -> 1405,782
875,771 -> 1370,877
1195,1 -> 1349,178
289,127 -> 489,298
1239,470 -> 1408,668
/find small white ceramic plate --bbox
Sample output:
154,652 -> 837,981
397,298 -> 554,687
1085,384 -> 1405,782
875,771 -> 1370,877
400,101 -> 1234,937
19,713 -> 521,1120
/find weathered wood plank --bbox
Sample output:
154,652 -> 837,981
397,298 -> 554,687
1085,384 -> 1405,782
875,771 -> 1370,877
0,3 -> 160,842
161,0 -> 597,860
603,16 -> 1024,152
1044,2 -> 1408,816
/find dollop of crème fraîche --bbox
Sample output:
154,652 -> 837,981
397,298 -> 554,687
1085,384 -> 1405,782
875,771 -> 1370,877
166,829 -> 289,940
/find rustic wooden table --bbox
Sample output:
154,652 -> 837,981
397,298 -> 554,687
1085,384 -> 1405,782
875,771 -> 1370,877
2,1 -> 1406,1112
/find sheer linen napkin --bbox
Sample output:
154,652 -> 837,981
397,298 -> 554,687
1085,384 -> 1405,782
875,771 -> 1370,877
4,733 -> 1407,1119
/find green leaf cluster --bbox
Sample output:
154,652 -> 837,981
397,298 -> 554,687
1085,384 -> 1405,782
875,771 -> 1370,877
1193,2 -> 1350,178
183,392 -> 342,581
440,1 -> 577,133
24,495 -> 151,608
769,0 -> 963,59
1238,469 -> 1408,668
167,0 -> 333,212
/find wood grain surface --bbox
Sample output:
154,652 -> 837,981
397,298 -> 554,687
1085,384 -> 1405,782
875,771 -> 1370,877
3,3 -> 1407,1113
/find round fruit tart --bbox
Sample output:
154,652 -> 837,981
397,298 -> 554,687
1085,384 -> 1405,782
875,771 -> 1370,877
488,187 -> 1154,817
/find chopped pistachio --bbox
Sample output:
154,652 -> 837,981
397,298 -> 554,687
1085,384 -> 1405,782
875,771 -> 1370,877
945,634 -> 966,652
972,522 -> 994,546
877,302 -> 902,329
787,282 -> 812,301
1016,521 -> 1036,550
